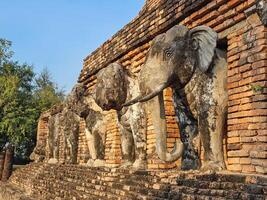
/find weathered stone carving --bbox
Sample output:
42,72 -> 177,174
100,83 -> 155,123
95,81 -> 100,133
60,108 -> 80,164
83,109 -> 106,167
32,83 -> 107,166
256,0 -> 267,26
95,63 -> 147,169
124,25 -> 227,171
46,112 -> 62,163
68,83 -> 106,167
30,145 -> 45,163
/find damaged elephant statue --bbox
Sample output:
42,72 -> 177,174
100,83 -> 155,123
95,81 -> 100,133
45,90 -> 81,164
124,25 -> 228,171
30,144 -> 45,163
46,111 -> 62,164
40,83 -> 106,166
256,0 -> 267,26
59,107 -> 80,164
68,83 -> 106,167
95,63 -> 147,170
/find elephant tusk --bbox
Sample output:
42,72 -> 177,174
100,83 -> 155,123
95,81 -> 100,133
122,95 -> 142,107
123,83 -> 169,107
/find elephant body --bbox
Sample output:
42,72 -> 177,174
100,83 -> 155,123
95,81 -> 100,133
95,63 -> 147,169
117,78 -> 146,168
68,83 -> 106,167
46,113 -> 61,163
174,49 -> 227,170
46,108 -> 80,164
84,109 -> 106,167
124,25 -> 228,171
60,108 -> 80,164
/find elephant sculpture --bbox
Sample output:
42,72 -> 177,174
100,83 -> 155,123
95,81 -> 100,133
256,0 -> 267,26
68,83 -> 106,167
94,63 -> 147,169
124,25 -> 228,171
46,107 -> 80,164
30,144 -> 45,163
59,107 -> 80,164
45,87 -> 82,164
46,112 -> 61,163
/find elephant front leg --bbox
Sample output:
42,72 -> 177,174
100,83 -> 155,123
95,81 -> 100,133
131,108 -> 147,170
198,105 -> 226,172
46,134 -> 54,161
119,124 -> 135,168
173,90 -> 200,170
66,132 -> 78,164
52,132 -> 59,163
84,128 -> 105,167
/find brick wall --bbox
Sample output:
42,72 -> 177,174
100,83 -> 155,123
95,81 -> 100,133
77,119 -> 89,164
226,14 -> 267,174
37,0 -> 266,174
36,112 -> 49,158
145,0 -> 162,9
7,163 -> 267,200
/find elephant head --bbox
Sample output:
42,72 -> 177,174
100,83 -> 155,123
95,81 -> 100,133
256,0 -> 267,26
94,63 -> 128,111
64,83 -> 91,118
124,25 -> 218,162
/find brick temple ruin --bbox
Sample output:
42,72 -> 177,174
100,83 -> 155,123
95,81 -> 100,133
1,0 -> 267,199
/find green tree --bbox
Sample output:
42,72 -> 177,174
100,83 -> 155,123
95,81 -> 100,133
0,39 -> 64,162
34,68 -> 64,113
0,39 -> 13,64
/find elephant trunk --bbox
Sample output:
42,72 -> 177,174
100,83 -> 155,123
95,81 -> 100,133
123,80 -> 184,162
150,92 -> 184,162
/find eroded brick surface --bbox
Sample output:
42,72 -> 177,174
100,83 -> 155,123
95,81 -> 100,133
5,163 -> 267,200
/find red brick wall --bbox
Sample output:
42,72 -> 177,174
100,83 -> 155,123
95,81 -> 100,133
226,14 -> 267,174
36,113 -> 49,160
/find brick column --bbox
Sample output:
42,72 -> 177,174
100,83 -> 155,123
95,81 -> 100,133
0,151 -> 5,180
226,14 -> 267,174
1,145 -> 14,181
104,111 -> 122,167
77,119 -> 90,164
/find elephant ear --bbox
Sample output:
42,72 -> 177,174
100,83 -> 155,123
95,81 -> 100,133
189,26 -> 218,72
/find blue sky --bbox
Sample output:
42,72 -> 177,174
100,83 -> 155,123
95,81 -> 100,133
0,0 -> 145,92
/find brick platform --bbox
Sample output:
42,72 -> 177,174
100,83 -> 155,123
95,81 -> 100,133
0,182 -> 34,200
1,163 -> 265,200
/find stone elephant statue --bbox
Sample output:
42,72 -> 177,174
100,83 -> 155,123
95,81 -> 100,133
30,143 -> 45,163
124,25 -> 228,171
46,112 -> 62,163
68,83 -> 106,167
256,0 -> 267,26
60,107 -> 80,164
46,105 -> 80,164
94,63 -> 147,170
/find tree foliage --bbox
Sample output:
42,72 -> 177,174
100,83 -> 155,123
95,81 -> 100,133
34,68 -> 64,113
0,39 -> 64,162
